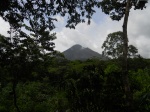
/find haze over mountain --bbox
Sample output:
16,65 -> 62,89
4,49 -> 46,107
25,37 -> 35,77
63,44 -> 107,60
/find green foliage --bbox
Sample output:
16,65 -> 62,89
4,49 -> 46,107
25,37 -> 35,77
0,0 -> 100,32
0,57 -> 150,111
66,64 -> 104,112
66,60 -> 125,112
65,59 -> 150,112
0,81 -> 69,112
104,63 -> 121,75
0,83 -> 13,112
0,23 -> 56,110
102,31 -> 138,59
128,57 -> 149,71
129,68 -> 150,111
102,71 -> 124,111
99,0 -> 148,21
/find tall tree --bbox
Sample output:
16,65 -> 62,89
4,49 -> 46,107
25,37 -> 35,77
99,0 -> 148,111
102,31 -> 138,59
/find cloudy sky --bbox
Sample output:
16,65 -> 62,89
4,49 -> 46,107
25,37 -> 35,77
0,2 -> 150,58
54,3 -> 150,58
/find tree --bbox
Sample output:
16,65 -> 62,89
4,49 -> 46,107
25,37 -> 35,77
100,0 -> 148,111
128,45 -> 138,58
0,25 -> 56,112
0,0 -> 100,34
66,64 -> 104,112
99,0 -> 148,111
102,31 -> 138,59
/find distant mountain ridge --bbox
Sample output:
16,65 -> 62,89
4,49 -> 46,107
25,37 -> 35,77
63,44 -> 107,60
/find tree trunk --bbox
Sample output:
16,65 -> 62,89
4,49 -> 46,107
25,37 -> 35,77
122,0 -> 133,111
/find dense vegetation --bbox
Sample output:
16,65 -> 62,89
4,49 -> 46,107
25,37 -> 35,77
0,33 -> 150,111
0,0 -> 149,112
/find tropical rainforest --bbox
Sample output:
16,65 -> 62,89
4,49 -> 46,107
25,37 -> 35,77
0,0 -> 149,112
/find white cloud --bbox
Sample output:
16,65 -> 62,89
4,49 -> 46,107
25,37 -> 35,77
0,17 -> 10,36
